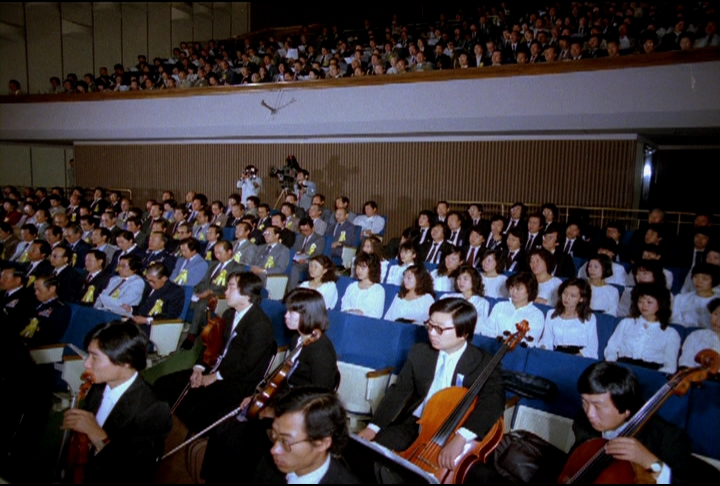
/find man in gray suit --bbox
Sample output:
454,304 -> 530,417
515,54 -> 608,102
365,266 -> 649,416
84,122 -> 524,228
286,218 -> 326,291
250,226 -> 290,286
231,221 -> 259,267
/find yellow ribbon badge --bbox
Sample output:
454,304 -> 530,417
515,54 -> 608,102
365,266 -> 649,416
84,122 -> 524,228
308,243 -> 317,256
339,231 -> 346,242
264,256 -> 275,270
233,251 -> 242,263
20,318 -> 39,339
81,285 -> 96,303
149,299 -> 164,316
174,270 -> 188,285
72,254 -> 77,267
18,250 -> 29,263
199,232 -> 206,241
111,287 -> 122,298
27,276 -> 36,287
213,269 -> 227,286
71,213 -> 77,222
205,250 -> 212,260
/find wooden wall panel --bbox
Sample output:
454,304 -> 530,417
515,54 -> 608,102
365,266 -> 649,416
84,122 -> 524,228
75,140 -> 637,238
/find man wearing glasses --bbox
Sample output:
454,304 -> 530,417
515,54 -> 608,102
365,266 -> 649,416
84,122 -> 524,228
254,387 -> 360,484
357,298 -> 505,477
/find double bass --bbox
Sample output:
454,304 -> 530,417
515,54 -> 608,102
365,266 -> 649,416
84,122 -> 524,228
398,321 -> 530,484
558,349 -> 719,484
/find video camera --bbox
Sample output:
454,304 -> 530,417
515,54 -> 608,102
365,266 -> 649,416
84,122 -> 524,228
269,155 -> 301,190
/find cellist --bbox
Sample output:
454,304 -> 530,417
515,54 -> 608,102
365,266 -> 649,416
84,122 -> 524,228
357,298 -> 505,482
61,321 -> 171,484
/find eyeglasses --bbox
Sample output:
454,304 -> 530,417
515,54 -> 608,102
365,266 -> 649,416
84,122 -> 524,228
424,320 -> 455,335
266,429 -> 311,452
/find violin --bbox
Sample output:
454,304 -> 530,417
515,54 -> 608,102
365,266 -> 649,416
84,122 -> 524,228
160,330 -> 321,462
398,320 -> 530,484
558,349 -> 720,484
57,370 -> 95,484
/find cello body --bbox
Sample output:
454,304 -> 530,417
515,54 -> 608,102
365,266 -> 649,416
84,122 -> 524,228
558,438 -> 638,485
400,386 -> 504,483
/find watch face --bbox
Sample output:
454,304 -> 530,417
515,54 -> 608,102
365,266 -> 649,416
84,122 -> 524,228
650,462 -> 662,473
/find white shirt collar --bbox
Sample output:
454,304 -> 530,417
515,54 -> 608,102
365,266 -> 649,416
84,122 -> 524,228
286,454 -> 331,484
96,372 -> 138,427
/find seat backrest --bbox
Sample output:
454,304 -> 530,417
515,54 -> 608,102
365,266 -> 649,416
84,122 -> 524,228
179,285 -> 195,322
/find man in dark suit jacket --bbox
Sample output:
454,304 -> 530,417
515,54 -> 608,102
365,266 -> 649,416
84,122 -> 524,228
462,228 -> 486,269
108,231 -> 145,274
357,298 -> 504,472
250,226 -> 291,285
64,224 -> 91,269
78,250 -> 113,306
252,388 -> 360,484
155,272 -> 276,432
327,208 -> 359,261
141,231 -> 177,271
504,227 -> 529,273
24,239 -> 52,286
20,274 -> 70,346
542,228 -> 576,279
287,218 -> 326,291
49,245 -> 83,303
62,321 -> 171,484
1,266 -> 36,335
419,222 -> 454,265
127,262 -> 186,334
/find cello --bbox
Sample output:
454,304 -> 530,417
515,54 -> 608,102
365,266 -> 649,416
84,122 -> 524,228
398,320 -> 530,484
558,349 -> 720,484
160,330 -> 320,461
55,370 -> 95,484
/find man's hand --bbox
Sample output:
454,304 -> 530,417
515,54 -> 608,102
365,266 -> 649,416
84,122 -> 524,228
189,368 -> 204,388
605,437 -> 659,470
438,434 -> 467,470
200,373 -> 218,387
249,266 -> 265,276
62,409 -> 108,445
120,304 -> 132,312
356,427 -> 377,442
131,315 -> 148,324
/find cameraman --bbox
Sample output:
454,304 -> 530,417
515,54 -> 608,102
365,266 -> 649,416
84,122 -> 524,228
238,165 -> 262,205
295,169 -> 316,212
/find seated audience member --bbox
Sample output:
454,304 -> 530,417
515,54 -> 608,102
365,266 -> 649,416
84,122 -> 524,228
414,209 -> 435,246
430,246 -> 463,293
542,227 -> 576,279
420,221 -> 452,266
299,255 -> 339,310
250,226 -> 291,284
125,216 -> 147,251
49,245 -> 82,303
183,240 -> 243,349
445,265 -> 490,333
142,231 -> 177,271
169,237 -> 208,287
678,227 -> 713,293
678,298 -> 720,369
353,200 -> 385,239
9,224 -> 37,263
386,241 -> 421,285
91,227 -> 118,264
192,208 -> 211,242
63,224 -> 91,269
252,387 -> 358,484
78,250 -> 112,306
269,213 -> 296,249
484,215 -> 506,251
125,261 -> 185,334
94,254 -> 146,315
577,238 -> 628,285
61,321 -> 172,484
202,224 -> 222,261
562,221 -> 590,259
19,275 -> 70,346
618,260 -> 670,318
480,249 -> 508,299
564,361 -> 713,485
445,211 -> 467,247
529,248 -> 562,307
384,265 -> 436,324
287,217 -> 326,291
466,203 -> 488,236
630,244 -> 674,291
352,235 -> 389,282
605,283 -> 681,374
340,252 -> 385,318
231,220 -> 260,266
280,202 -> 300,232
109,230 -> 144,273
1,266 -> 36,335
483,272 -> 544,343
671,263 -> 720,328
539,278 -> 599,359
586,254 -> 620,316
524,212 -> 544,252
357,298 -> 504,478
327,207 -> 359,261
24,239 -> 52,286
603,221 -> 631,263
462,227 -> 486,269
503,226 -> 529,273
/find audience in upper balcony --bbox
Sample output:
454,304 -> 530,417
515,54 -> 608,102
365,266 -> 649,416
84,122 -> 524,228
11,2 -> 718,96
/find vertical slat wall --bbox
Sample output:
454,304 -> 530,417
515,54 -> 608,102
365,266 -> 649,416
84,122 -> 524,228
75,140 -> 636,237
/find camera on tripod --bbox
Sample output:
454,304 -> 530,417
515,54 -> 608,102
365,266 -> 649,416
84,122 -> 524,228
269,155 -> 301,190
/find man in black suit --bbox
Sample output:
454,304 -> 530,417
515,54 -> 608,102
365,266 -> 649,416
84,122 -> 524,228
78,250 -> 112,306
49,245 -> 83,303
24,239 -> 52,287
357,298 -> 504,475
63,223 -> 91,269
126,262 -> 185,335
1,266 -> 36,335
504,227 -> 529,273
462,228 -> 486,269
62,321 -> 171,484
141,231 -> 177,271
253,387 -> 360,484
562,221 -> 590,259
542,228 -> 576,279
420,222 -> 453,265
327,208 -> 359,262
108,231 -> 144,274
154,272 -> 276,432
20,274 -> 70,346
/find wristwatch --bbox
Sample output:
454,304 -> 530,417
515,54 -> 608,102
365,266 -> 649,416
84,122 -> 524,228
648,461 -> 663,473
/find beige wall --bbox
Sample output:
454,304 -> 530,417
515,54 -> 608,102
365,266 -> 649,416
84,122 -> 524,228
0,145 -> 73,189
0,2 -> 251,94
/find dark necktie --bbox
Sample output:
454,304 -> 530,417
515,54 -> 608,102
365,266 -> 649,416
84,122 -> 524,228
467,247 -> 477,266
426,243 -> 439,263
565,240 -> 573,254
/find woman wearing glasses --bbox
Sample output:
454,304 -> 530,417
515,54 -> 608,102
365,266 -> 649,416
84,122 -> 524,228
357,298 -> 505,474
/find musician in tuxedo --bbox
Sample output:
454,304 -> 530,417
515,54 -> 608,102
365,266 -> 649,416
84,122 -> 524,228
125,262 -> 185,335
252,387 -> 360,484
357,298 -> 504,476
153,272 -> 276,432
61,321 -> 171,484
562,361 -> 716,484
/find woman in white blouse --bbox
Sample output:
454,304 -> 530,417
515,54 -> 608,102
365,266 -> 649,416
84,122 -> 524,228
480,250 -> 508,299
671,263 -> 719,329
299,255 -> 339,310
431,247 -> 463,293
445,265 -> 490,334
539,278 -> 599,359
587,254 -> 620,316
679,298 -> 720,369
340,252 -> 386,318
484,272 -> 544,344
385,241 -> 420,285
605,283 -> 681,374
529,248 -> 562,307
383,265 -> 436,323
351,236 -> 389,283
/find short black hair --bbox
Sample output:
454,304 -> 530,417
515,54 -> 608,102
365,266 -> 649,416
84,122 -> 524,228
577,361 -> 641,415
429,297 -> 477,338
85,320 -> 148,371
284,288 -> 330,333
228,271 -> 263,305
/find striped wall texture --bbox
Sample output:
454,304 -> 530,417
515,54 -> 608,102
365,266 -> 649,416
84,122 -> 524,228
75,140 -> 637,238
